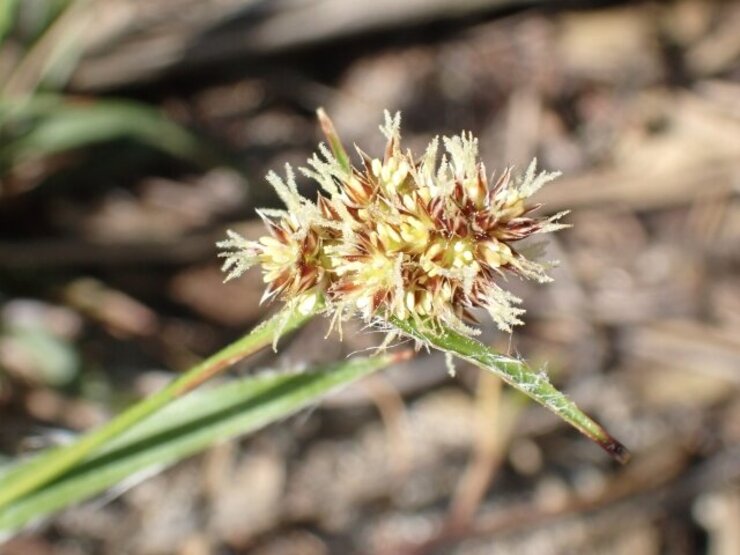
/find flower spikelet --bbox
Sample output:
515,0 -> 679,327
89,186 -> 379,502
219,110 -> 568,340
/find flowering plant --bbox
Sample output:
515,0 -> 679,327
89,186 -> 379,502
219,109 -> 628,462
220,110 -> 567,341
0,109 -> 628,537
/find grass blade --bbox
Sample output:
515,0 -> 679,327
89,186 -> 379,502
392,317 -> 630,463
2,0 -> 92,96
0,95 -> 213,167
0,0 -> 19,46
0,298 -> 323,511
0,352 -> 401,535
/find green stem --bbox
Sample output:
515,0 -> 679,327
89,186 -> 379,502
0,299 -> 322,510
392,317 -> 630,463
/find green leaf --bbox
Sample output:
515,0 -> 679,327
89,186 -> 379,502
0,298 -> 321,511
0,353 -> 398,535
391,317 -> 630,463
0,95 -> 213,168
2,0 -> 96,96
0,0 -> 20,45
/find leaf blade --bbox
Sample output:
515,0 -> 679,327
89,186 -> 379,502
0,353 -> 398,535
0,96 -> 208,165
0,299 -> 320,510
391,317 -> 630,463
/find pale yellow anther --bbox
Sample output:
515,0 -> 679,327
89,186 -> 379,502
348,176 -> 363,192
378,223 -> 402,245
405,291 -> 416,312
444,239 -> 478,270
392,161 -> 410,187
464,178 -> 480,199
420,291 -> 433,314
402,194 -> 416,212
258,236 -> 299,270
426,243 -> 443,259
371,158 -> 383,177
482,249 -> 502,267
481,241 -> 503,266
495,189 -> 526,218
395,302 -> 407,321
381,165 -> 393,184
399,217 -> 429,248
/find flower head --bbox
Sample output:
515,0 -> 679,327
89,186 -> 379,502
218,110 -> 568,339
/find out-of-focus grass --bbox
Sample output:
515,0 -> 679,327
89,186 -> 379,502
0,0 -> 20,45
0,95 -> 211,176
0,0 -> 214,189
0,352 -> 400,536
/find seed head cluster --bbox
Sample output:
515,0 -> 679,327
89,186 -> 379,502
218,111 -> 568,338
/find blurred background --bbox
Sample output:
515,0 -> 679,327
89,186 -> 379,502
1,0 -> 739,553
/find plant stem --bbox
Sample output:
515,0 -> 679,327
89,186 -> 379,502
0,299 -> 322,510
392,317 -> 630,463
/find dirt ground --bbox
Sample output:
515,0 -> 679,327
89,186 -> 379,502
1,0 -> 739,553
